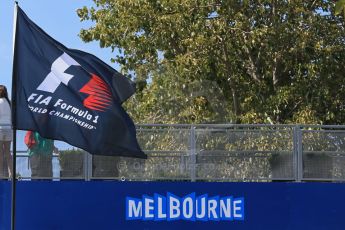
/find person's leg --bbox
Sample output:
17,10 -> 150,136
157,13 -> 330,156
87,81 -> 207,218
48,155 -> 53,178
0,141 -> 4,178
30,154 -> 40,178
31,154 -> 52,179
3,141 -> 12,178
41,154 -> 53,178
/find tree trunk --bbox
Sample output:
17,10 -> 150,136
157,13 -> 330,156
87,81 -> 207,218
222,42 -> 241,123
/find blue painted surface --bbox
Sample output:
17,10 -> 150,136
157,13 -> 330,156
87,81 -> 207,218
0,181 -> 345,230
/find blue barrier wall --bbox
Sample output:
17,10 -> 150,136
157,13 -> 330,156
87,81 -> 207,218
1,181 -> 345,230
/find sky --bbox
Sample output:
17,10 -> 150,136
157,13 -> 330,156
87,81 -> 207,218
0,0 -> 119,95
0,0 -> 119,151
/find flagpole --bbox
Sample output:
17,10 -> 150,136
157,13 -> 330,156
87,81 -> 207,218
11,2 -> 18,230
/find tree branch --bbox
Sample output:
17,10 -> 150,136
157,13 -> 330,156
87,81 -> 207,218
222,41 -> 241,122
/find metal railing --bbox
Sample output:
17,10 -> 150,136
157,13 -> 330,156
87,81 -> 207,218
1,124 -> 345,182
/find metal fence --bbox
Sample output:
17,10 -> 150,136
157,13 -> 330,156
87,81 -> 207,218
1,124 -> 345,182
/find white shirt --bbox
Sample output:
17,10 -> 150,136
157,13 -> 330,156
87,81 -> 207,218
0,98 -> 11,129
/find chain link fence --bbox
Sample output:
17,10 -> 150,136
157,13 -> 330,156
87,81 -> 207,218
1,124 -> 345,181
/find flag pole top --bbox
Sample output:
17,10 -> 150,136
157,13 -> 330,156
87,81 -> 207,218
15,1 -> 18,5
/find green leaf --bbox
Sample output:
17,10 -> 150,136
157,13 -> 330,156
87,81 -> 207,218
335,0 -> 345,15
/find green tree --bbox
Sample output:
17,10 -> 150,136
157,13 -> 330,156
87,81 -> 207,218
77,0 -> 345,125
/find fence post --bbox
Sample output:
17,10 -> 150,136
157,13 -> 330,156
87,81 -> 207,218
295,125 -> 303,182
293,126 -> 298,181
84,152 -> 92,181
190,126 -> 196,182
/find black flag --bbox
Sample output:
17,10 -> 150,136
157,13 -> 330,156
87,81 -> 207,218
13,6 -> 146,159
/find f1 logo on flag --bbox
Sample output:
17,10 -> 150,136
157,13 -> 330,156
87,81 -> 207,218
37,52 -> 112,112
